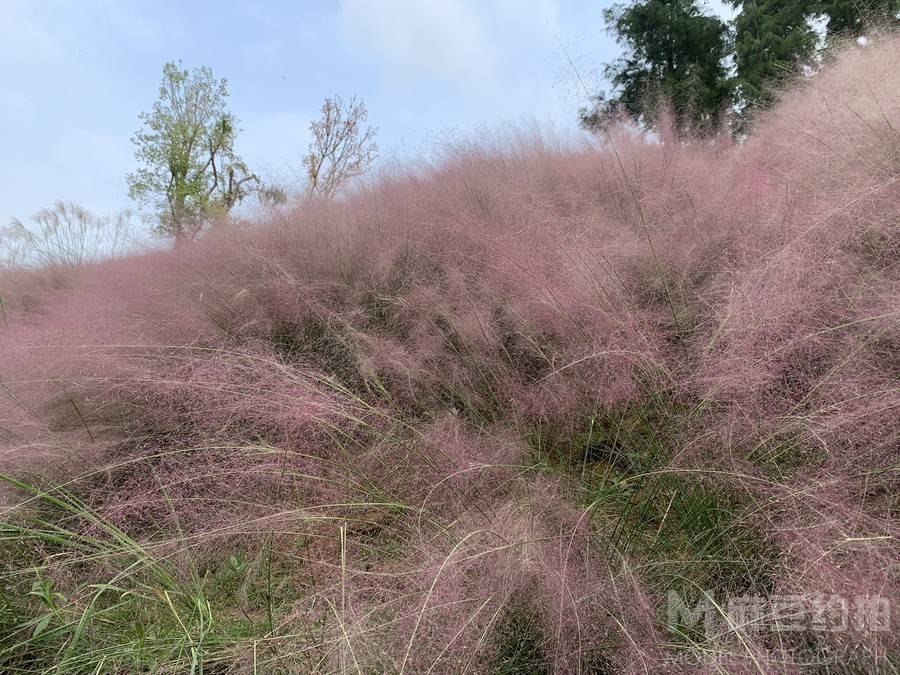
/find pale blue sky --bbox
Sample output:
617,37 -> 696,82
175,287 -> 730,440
1,1 -> 734,223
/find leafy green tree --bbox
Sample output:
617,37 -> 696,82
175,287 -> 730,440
581,0 -> 732,134
127,62 -> 257,240
730,0 -> 819,109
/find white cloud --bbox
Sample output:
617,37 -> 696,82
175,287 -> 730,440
0,1 -> 175,71
91,0 -> 177,48
339,0 -> 499,91
0,3 -> 62,67
338,0 -> 564,120
492,0 -> 561,39
238,110 -> 311,180
0,86 -> 33,119
0,125 -> 132,222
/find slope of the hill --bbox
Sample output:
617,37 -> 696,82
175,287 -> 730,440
1,36 -> 898,673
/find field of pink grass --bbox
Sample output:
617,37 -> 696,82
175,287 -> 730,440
0,35 -> 898,673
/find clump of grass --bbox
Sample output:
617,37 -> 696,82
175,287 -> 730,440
0,477 -> 267,673
487,600 -> 549,674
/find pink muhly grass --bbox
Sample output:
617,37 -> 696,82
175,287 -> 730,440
0,34 -> 898,672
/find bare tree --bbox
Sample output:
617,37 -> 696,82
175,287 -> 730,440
303,95 -> 378,198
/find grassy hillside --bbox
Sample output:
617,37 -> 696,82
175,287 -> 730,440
1,36 -> 898,673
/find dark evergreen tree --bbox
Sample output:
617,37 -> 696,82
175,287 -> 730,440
581,0 -> 732,134
818,0 -> 900,37
729,0 -> 818,109
581,0 -> 899,133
